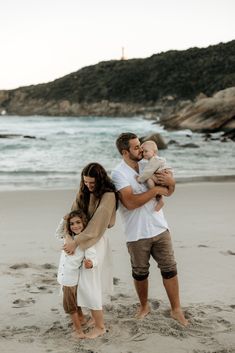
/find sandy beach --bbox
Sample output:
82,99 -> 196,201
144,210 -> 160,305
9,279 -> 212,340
0,181 -> 235,353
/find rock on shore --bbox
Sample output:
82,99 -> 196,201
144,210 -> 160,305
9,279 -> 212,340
160,87 -> 235,132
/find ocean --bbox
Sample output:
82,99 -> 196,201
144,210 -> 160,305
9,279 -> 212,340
0,115 -> 234,190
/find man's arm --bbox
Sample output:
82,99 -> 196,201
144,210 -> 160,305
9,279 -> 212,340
118,185 -> 169,210
154,169 -> 175,196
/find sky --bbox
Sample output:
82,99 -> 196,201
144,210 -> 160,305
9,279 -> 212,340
0,0 -> 234,90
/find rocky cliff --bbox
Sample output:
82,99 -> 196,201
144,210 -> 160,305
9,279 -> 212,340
160,87 -> 235,132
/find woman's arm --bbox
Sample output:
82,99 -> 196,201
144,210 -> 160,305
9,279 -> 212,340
63,192 -> 116,253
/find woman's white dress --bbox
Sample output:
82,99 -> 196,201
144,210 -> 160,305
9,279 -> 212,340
77,231 -> 113,310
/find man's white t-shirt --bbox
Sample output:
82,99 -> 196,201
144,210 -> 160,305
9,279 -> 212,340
111,160 -> 169,242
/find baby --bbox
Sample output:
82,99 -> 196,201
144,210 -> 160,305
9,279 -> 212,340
136,140 -> 171,211
55,209 -> 97,338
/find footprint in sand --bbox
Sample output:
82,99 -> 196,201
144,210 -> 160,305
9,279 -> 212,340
41,278 -> 57,285
113,277 -> 120,285
130,332 -> 147,342
10,263 -> 30,269
149,299 -> 160,310
40,263 -> 57,270
220,250 -> 235,256
12,298 -> 36,308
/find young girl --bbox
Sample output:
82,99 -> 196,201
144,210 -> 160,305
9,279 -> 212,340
56,210 -> 97,338
63,163 -> 117,339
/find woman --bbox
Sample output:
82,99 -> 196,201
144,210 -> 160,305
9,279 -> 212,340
63,162 -> 118,339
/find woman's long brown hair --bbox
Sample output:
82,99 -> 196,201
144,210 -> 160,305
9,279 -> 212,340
74,163 -> 118,216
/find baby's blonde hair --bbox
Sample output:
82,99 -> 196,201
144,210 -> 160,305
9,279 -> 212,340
141,140 -> 158,153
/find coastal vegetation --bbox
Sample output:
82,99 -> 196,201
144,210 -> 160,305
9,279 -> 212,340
0,40 -> 234,133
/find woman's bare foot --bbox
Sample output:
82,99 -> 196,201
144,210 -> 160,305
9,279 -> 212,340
85,326 -> 106,339
135,303 -> 151,319
86,317 -> 95,327
171,308 -> 189,326
80,317 -> 95,329
72,329 -> 86,339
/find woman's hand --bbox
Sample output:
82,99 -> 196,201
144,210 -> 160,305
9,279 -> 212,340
63,238 -> 77,255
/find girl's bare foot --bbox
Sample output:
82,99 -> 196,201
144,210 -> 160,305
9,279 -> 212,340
85,326 -> 106,339
135,303 -> 150,319
171,309 -> 189,326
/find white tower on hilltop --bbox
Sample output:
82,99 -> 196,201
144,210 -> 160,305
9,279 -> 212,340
121,46 -> 126,60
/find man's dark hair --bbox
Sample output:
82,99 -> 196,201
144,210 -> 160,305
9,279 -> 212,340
116,132 -> 138,155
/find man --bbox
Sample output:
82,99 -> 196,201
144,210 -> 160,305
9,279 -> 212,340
111,132 -> 188,326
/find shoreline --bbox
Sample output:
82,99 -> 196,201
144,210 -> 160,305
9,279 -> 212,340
0,174 -> 235,192
175,174 -> 235,183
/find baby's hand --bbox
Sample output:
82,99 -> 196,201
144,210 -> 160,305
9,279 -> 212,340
83,259 -> 93,269
135,175 -> 141,183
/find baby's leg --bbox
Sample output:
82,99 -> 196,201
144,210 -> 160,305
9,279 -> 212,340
155,195 -> 164,212
147,178 -> 156,189
147,177 -> 165,211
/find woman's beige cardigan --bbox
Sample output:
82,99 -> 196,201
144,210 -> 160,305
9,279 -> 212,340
71,192 -> 116,250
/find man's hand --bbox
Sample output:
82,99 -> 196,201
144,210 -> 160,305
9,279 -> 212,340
154,169 -> 175,186
63,238 -> 77,255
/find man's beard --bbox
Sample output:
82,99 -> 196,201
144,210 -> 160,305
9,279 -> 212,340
129,152 -> 143,162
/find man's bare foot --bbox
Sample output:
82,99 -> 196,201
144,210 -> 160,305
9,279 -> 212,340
135,304 -> 151,319
155,197 -> 164,212
171,308 -> 189,326
72,329 -> 86,339
85,326 -> 106,339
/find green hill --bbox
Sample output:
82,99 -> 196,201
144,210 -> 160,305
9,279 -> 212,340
0,40 -> 235,117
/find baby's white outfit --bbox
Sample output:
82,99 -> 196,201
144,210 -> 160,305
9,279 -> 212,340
55,218 -> 97,286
